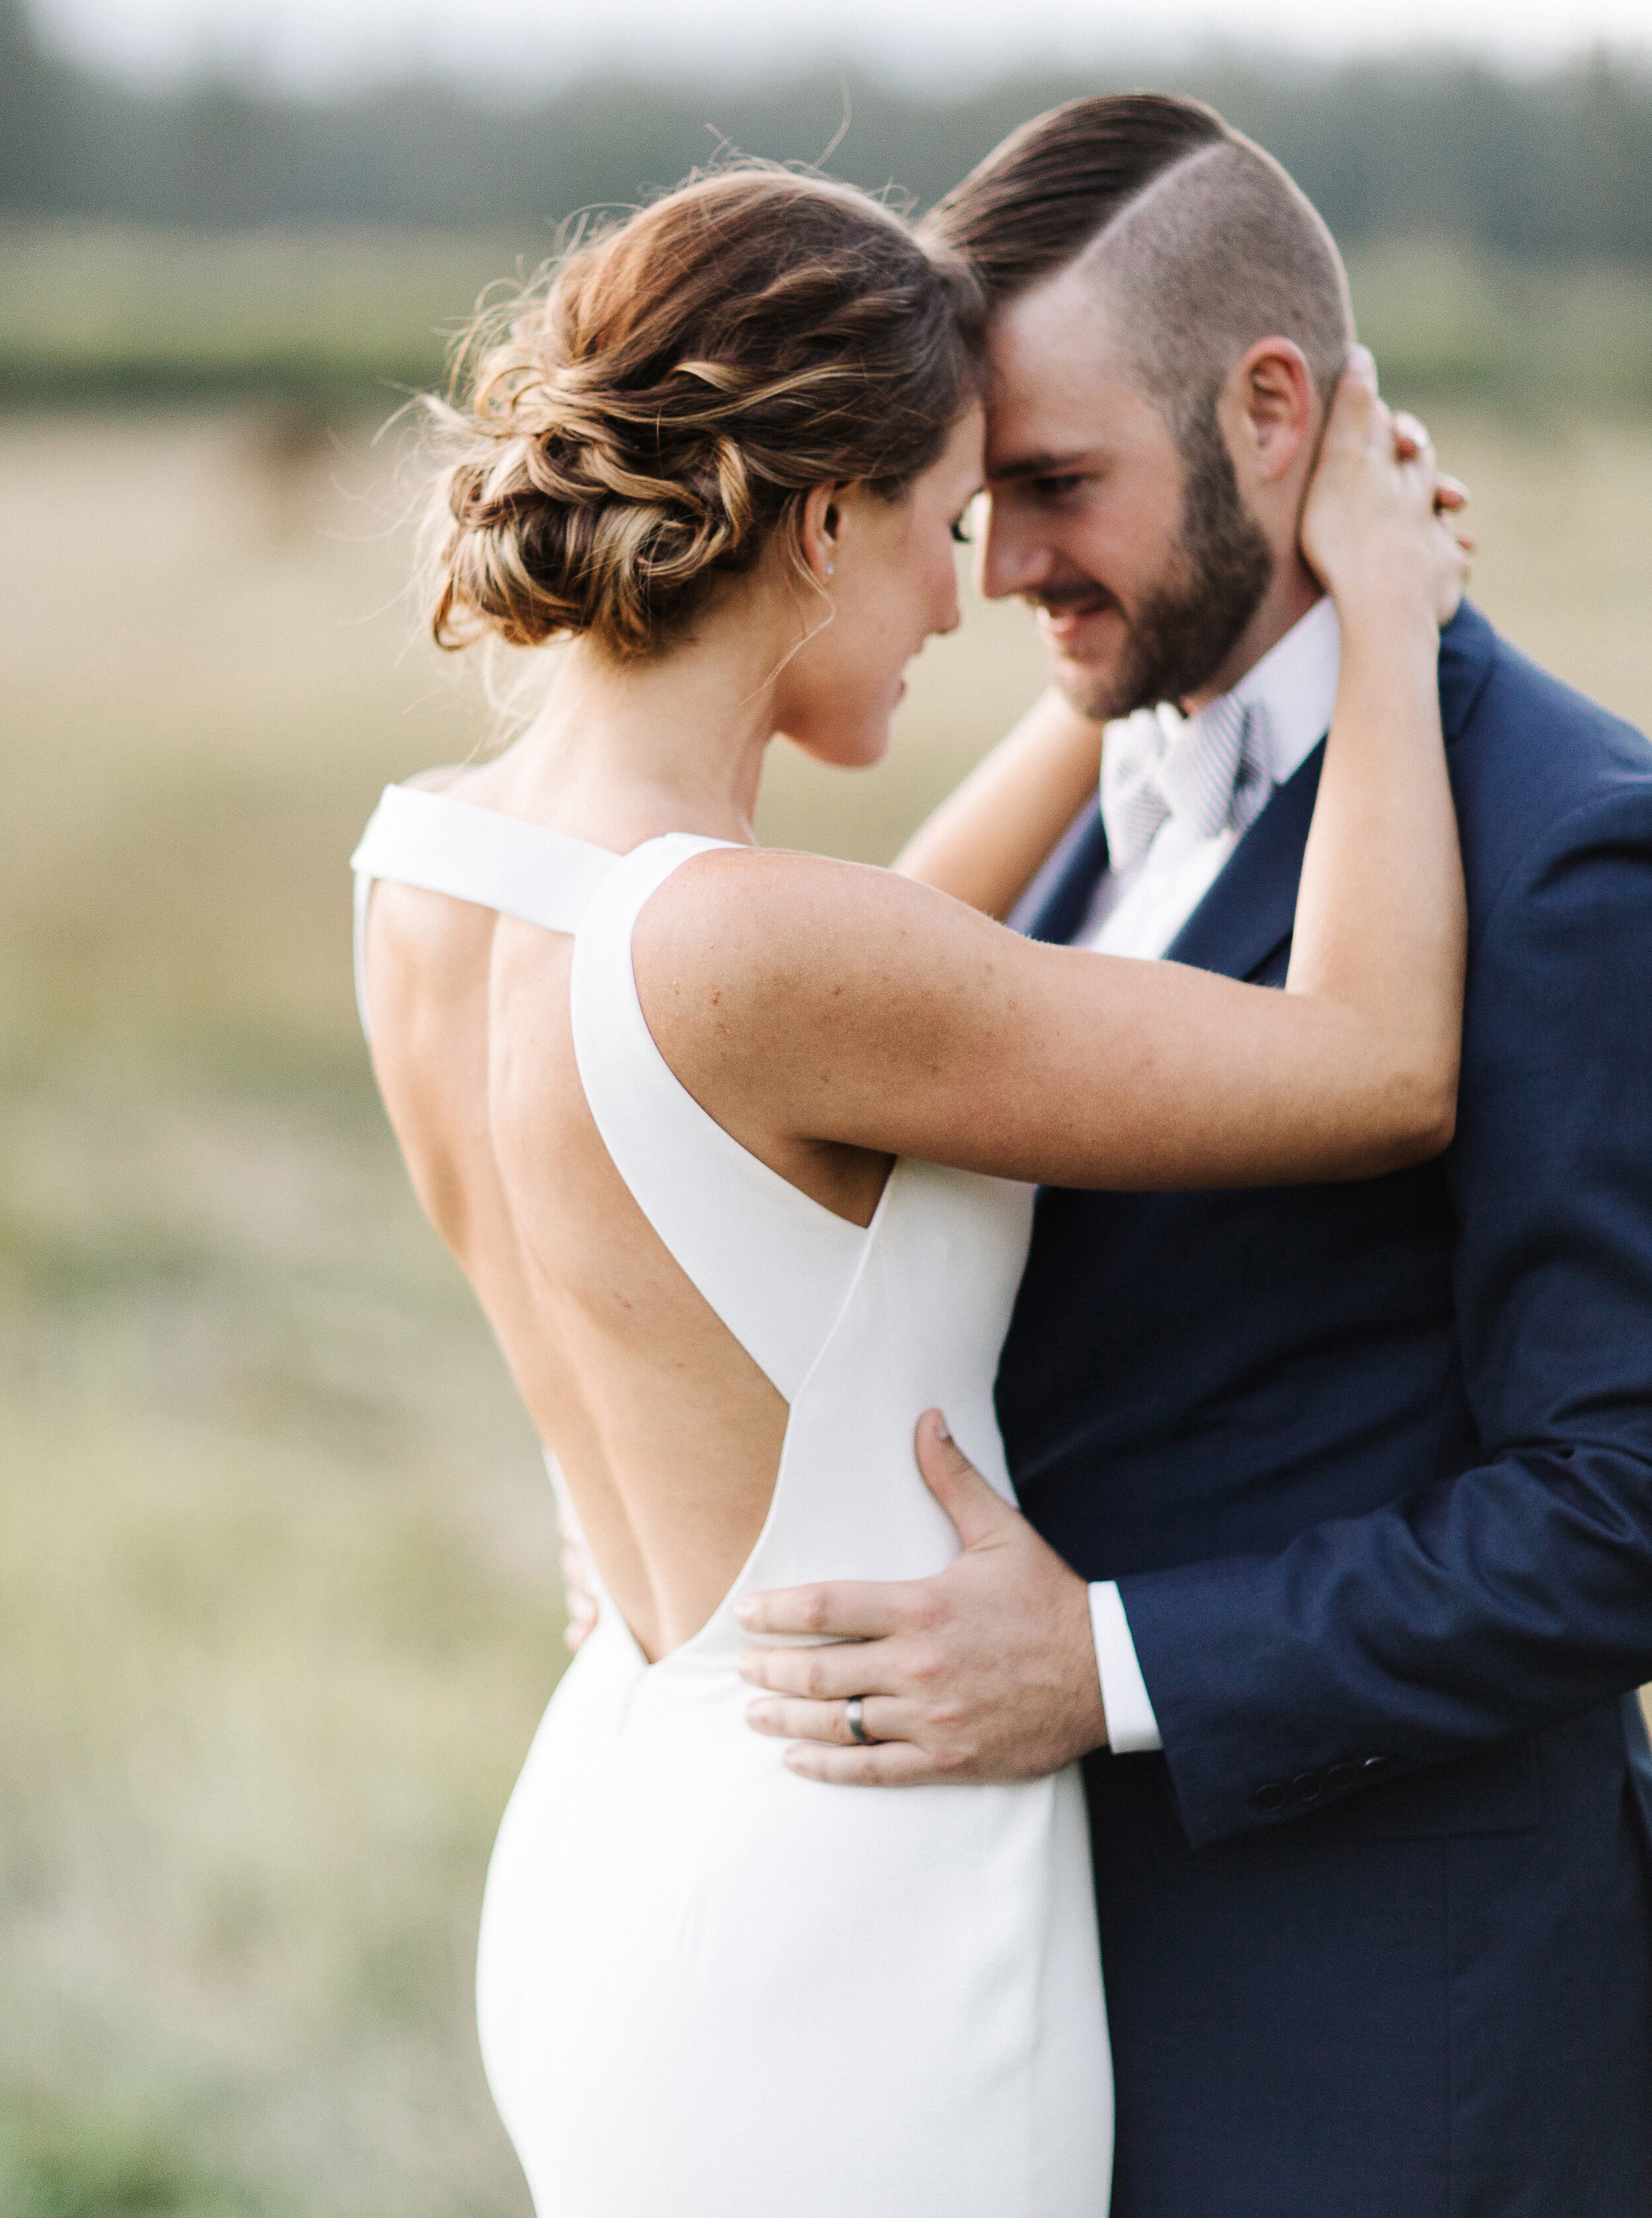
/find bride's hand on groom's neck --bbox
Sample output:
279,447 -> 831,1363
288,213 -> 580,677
734,1411 -> 1109,1785
1300,353 -> 1469,632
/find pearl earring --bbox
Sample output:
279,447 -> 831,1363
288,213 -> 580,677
825,563 -> 835,577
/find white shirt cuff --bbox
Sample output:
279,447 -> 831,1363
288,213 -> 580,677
1088,1580 -> 1163,1754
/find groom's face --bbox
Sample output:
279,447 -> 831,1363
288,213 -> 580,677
977,262 -> 1272,720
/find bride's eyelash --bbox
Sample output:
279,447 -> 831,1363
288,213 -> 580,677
950,516 -> 973,546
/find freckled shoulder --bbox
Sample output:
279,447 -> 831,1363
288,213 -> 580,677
633,845 -> 924,996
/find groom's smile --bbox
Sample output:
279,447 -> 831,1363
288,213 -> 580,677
1028,575 -> 1124,654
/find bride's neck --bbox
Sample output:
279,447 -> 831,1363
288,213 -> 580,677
495,591 -> 794,848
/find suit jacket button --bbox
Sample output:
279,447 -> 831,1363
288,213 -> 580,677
1291,1769 -> 1326,1804
1362,1754 -> 1393,1772
1252,1781 -> 1288,1814
1326,1761 -> 1361,1793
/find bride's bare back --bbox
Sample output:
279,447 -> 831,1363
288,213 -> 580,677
363,788 -> 815,1663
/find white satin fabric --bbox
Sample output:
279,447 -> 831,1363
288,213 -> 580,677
352,784 -> 1113,2217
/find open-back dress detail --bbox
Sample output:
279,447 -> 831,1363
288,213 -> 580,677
352,782 -> 1113,2218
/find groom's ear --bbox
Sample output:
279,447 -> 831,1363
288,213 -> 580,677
1220,337 -> 1316,490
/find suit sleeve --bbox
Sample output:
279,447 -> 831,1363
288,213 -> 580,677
1116,779 -> 1652,1847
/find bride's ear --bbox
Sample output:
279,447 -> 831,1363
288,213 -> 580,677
798,483 -> 843,585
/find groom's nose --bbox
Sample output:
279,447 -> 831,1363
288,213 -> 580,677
974,494 -> 1054,605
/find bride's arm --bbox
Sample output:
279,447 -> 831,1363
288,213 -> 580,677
891,688 -> 1104,919
644,361 -> 1466,1193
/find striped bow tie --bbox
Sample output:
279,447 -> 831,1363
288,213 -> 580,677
1100,693 -> 1273,874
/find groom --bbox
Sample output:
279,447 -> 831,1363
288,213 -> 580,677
739,95 -> 1652,2212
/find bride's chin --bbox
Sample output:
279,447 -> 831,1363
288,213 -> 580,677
778,712 -> 893,771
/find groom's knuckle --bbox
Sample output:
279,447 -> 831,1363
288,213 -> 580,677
953,1731 -> 987,1775
907,1591 -> 943,1635
795,1588 -> 832,1635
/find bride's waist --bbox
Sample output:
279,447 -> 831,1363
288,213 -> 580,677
532,1633 -> 1081,1834
570,1611 -> 829,1715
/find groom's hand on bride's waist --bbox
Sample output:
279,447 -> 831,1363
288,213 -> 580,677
735,1412 -> 1109,1785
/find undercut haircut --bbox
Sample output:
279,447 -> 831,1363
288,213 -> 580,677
923,93 -> 1355,434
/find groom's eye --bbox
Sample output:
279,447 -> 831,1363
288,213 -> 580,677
1032,474 -> 1086,502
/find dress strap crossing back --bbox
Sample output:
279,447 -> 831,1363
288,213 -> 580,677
351,782 -> 867,1403
350,784 -> 622,1039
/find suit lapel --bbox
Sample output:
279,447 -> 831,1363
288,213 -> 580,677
1164,743 -> 1324,981
1018,802 -> 1110,944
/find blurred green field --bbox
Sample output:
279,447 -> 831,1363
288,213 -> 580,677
3,221 -> 1652,408
3,393 -> 1652,2217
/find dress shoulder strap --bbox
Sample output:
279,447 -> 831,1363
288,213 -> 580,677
570,837 -> 869,1405
350,783 -> 622,1044
352,782 -> 620,926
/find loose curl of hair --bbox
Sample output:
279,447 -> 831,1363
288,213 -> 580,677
424,165 -> 985,661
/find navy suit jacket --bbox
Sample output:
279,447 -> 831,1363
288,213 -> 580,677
997,603 -> 1652,2215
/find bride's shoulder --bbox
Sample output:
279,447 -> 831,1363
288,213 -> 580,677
634,841 -> 1011,1056
642,843 -> 935,973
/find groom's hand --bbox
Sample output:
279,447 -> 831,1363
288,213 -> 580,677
735,1411 -> 1109,1784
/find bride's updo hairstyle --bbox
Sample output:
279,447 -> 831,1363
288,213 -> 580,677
426,166 -> 983,659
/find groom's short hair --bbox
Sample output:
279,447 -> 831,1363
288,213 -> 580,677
923,94 -> 1354,431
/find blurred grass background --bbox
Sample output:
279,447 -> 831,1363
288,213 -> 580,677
3,7 -> 1652,2214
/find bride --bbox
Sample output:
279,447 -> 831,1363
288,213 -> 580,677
352,165 -> 1465,2217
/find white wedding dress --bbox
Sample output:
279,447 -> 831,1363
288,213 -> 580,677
352,784 -> 1113,2218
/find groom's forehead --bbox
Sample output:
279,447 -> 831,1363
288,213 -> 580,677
983,277 -> 1173,480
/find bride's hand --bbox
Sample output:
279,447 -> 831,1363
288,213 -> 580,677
1301,346 -> 1471,630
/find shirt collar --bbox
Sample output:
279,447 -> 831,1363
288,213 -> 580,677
1226,593 -> 1341,787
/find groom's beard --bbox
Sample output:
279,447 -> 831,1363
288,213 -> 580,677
1047,411 -> 1275,723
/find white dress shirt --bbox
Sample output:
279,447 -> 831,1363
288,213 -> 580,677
1079,596 -> 1343,1752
